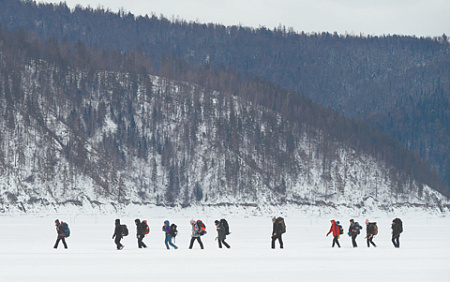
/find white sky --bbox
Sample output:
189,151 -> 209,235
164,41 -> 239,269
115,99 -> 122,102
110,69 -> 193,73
41,0 -> 450,37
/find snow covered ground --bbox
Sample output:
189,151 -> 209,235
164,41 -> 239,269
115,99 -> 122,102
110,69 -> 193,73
0,207 -> 448,281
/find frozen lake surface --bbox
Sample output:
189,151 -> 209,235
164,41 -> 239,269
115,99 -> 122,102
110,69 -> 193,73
0,207 -> 448,281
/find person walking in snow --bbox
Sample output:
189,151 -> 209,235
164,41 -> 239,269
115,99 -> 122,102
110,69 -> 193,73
271,217 -> 284,249
162,220 -> 178,249
135,219 -> 147,248
326,219 -> 341,248
391,218 -> 403,248
348,219 -> 362,247
215,220 -> 231,249
112,219 -> 124,250
53,219 -> 68,249
189,220 -> 204,249
365,219 -> 377,247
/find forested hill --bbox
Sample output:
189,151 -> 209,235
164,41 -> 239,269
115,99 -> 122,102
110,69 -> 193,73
0,24 -> 448,213
0,1 -> 448,195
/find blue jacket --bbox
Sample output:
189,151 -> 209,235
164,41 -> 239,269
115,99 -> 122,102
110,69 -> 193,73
163,220 -> 171,236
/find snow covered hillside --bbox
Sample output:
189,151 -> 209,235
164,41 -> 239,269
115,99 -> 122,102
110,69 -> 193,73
0,52 -> 448,213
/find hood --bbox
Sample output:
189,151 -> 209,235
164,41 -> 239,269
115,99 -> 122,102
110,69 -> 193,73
164,220 -> 170,226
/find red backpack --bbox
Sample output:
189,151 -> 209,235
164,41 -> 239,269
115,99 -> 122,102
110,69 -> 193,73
142,220 -> 150,234
196,220 -> 206,235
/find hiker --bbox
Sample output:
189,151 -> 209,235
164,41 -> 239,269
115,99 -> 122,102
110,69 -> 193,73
348,219 -> 362,247
326,219 -> 341,248
271,217 -> 284,249
215,220 -> 231,249
112,219 -> 124,250
365,219 -> 377,247
53,219 -> 68,249
391,218 -> 403,248
135,219 -> 147,248
189,219 -> 204,249
162,220 -> 178,249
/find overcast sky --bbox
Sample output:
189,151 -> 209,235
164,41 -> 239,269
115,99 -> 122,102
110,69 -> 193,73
40,0 -> 449,37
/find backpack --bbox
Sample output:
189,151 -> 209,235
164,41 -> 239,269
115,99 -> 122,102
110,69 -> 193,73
393,218 -> 403,233
275,217 -> 286,234
369,222 -> 378,235
352,222 -> 361,235
121,224 -> 129,236
196,220 -> 206,235
61,222 -> 70,237
337,224 -> 344,235
169,224 -> 178,237
220,219 -> 230,235
142,220 -> 150,234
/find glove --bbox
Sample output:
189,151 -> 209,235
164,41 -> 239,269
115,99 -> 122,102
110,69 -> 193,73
326,233 -> 329,237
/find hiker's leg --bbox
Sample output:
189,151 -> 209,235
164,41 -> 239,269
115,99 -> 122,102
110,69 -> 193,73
54,238 -> 60,248
218,239 -> 222,248
165,236 -> 170,249
352,235 -> 357,247
115,237 -> 121,249
278,235 -> 283,249
222,240 -> 230,248
198,237 -> 204,249
62,238 -> 67,249
335,237 -> 341,248
333,236 -> 339,247
271,236 -> 276,249
168,236 -> 177,249
189,237 -> 195,249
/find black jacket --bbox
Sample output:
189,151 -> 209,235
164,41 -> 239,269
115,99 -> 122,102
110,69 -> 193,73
136,220 -> 146,237
113,223 -> 122,239
272,222 -> 283,237
392,222 -> 402,237
216,223 -> 226,241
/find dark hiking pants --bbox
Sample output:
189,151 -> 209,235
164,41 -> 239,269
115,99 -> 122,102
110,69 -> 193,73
271,234 -> 283,249
218,239 -> 230,248
138,236 -> 147,248
392,236 -> 400,248
189,237 -> 204,249
351,234 -> 358,247
54,237 -> 67,249
332,236 -> 341,248
367,236 -> 376,247
115,237 -> 123,250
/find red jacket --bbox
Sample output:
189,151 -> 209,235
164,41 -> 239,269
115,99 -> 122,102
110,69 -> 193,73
328,220 -> 339,237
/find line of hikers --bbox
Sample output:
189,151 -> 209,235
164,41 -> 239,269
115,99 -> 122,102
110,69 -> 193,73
111,218 -> 231,250
53,216 -> 403,250
326,218 -> 403,248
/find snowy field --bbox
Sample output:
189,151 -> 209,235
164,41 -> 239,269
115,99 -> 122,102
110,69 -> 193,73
0,207 -> 448,282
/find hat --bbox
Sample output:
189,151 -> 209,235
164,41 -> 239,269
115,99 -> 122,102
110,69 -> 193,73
115,219 -> 120,224
55,219 -> 60,224
215,220 -> 220,225
272,217 -> 277,222
350,219 -> 354,223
